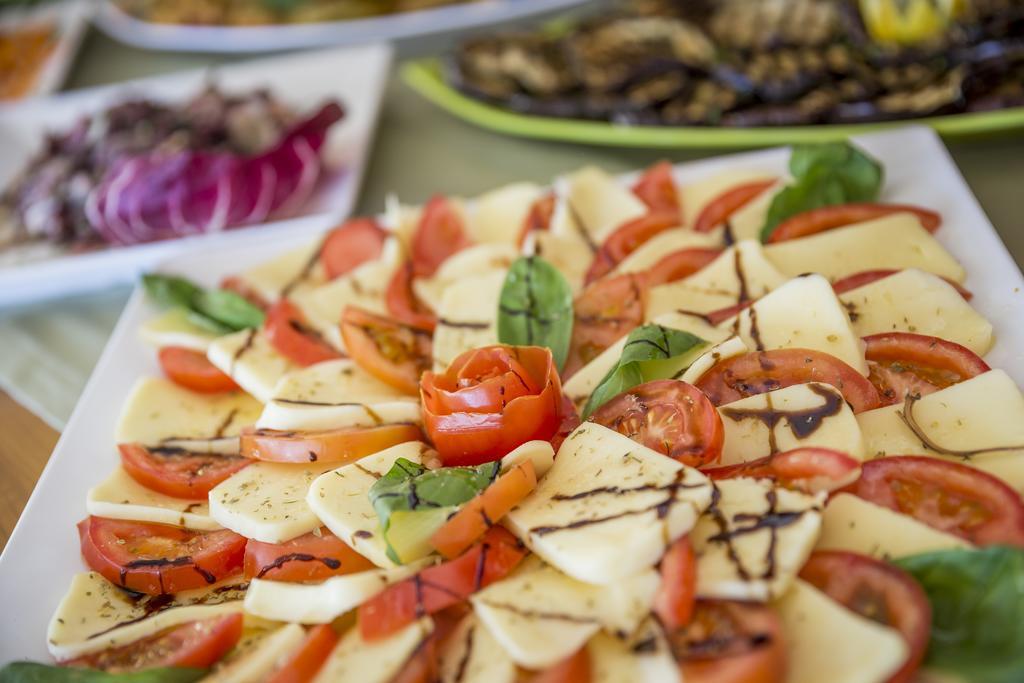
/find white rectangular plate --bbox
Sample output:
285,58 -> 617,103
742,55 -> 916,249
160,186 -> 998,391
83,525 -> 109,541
0,42 -> 393,307
1,126 -> 1022,662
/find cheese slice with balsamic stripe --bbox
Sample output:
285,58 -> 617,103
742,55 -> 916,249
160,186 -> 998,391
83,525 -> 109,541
207,329 -> 299,404
432,269 -> 505,371
313,618 -> 434,683
587,620 -> 681,683
232,240 -> 325,303
438,614 -> 517,683
87,466 -> 220,530
466,182 -> 542,246
202,623 -> 306,683
562,166 -> 648,244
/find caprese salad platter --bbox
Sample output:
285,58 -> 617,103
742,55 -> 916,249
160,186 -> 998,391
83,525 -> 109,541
2,126 -> 1023,683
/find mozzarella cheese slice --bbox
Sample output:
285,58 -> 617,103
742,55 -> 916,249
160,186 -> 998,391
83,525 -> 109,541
209,461 -> 336,543
816,493 -> 970,559
718,383 -> 866,466
838,268 -> 994,355
562,311 -> 729,411
139,308 -> 222,352
382,193 -> 425,247
725,273 -> 870,376
306,441 -> 427,568
439,615 -> 517,683
647,240 -> 787,319
764,212 -> 966,282
115,377 -> 262,446
87,466 -> 220,530
256,358 -> 419,431
612,228 -> 722,276
724,181 -> 784,241
679,336 -> 750,385
314,618 -> 434,683
562,166 -> 649,243
201,623 -> 305,683
244,563 -> 422,623
233,240 -> 325,303
774,579 -> 909,683
207,329 -> 299,404
505,422 -> 713,584
692,478 -> 824,601
499,440 -> 555,479
467,181 -> 542,245
680,170 -> 778,230
432,269 -> 505,371
527,197 -> 596,294
47,572 -> 246,659
587,620 -> 681,683
471,557 -> 658,669
413,243 -> 519,313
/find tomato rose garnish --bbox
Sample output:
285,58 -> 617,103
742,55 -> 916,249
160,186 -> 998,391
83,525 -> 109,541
420,345 -> 563,466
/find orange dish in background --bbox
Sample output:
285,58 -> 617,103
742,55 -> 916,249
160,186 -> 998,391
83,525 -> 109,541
0,23 -> 56,100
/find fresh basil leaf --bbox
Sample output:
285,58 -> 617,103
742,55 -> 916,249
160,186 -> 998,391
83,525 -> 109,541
582,324 -> 709,418
0,664 -> 207,683
142,274 -> 262,333
194,289 -> 265,330
896,546 -> 1024,683
761,141 -> 883,241
498,256 -> 574,370
369,458 -> 500,563
142,274 -> 202,310
184,308 -> 233,335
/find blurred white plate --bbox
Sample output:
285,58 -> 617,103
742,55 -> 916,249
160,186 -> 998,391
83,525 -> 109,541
0,0 -> 90,101
94,0 -> 586,53
0,42 -> 392,307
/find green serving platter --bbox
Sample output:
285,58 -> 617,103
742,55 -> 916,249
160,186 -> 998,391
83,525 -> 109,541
402,59 -> 1024,149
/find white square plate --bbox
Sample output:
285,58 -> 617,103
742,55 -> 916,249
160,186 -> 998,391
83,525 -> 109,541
0,42 -> 393,308
2,126 -> 1022,662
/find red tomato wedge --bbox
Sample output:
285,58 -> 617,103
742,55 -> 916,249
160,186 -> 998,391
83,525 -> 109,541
244,527 -> 376,582
552,394 -> 582,453
78,516 -> 245,595
265,300 -> 343,367
800,551 -> 931,683
590,379 -> 724,468
412,195 -> 472,277
703,447 -> 861,494
564,273 -> 647,379
848,456 -> 1024,547
632,161 -> 681,218
695,349 -> 882,413
266,624 -> 338,683
766,203 -> 941,243
358,527 -> 527,641
654,536 -> 697,631
670,600 -> 786,683
529,647 -> 592,683
220,275 -> 270,310
585,210 -> 681,284
119,443 -> 250,500
320,217 -> 387,280
832,269 -> 973,300
386,261 -> 437,333
421,345 -> 563,466
158,347 -> 238,394
431,460 -> 537,560
645,247 -> 722,287
65,613 -> 243,672
863,332 -> 990,405
517,193 -> 557,248
388,637 -> 438,683
341,306 -> 433,395
240,423 -> 422,465
693,179 -> 776,233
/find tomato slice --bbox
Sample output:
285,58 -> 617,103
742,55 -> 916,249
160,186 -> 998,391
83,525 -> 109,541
799,551 -> 931,683
119,443 -> 250,500
848,456 -> 1024,547
340,306 -> 433,395
585,211 -> 680,284
320,217 -> 388,280
831,269 -> 973,300
358,527 -> 527,641
421,345 -> 563,467
693,180 -> 776,233
529,647 -> 592,683
563,273 -> 647,379
766,203 -> 941,243
645,247 -> 722,287
517,193 -> 557,248
240,423 -> 422,465
431,460 -> 537,560
158,347 -> 238,394
388,606 -> 469,683
386,261 -> 437,333
632,161 -> 681,218
265,300 -> 343,367
863,332 -> 990,405
220,275 -> 270,310
702,447 -> 861,494
78,516 -> 246,595
654,536 -> 697,631
551,394 -> 582,453
695,349 -> 882,413
65,613 -> 243,672
244,527 -> 376,582
590,379 -> 724,468
266,624 -> 338,683
669,600 -> 786,683
411,195 -> 472,277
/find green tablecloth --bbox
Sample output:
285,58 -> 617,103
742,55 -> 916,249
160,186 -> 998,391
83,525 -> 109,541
3,27 -> 1024,429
